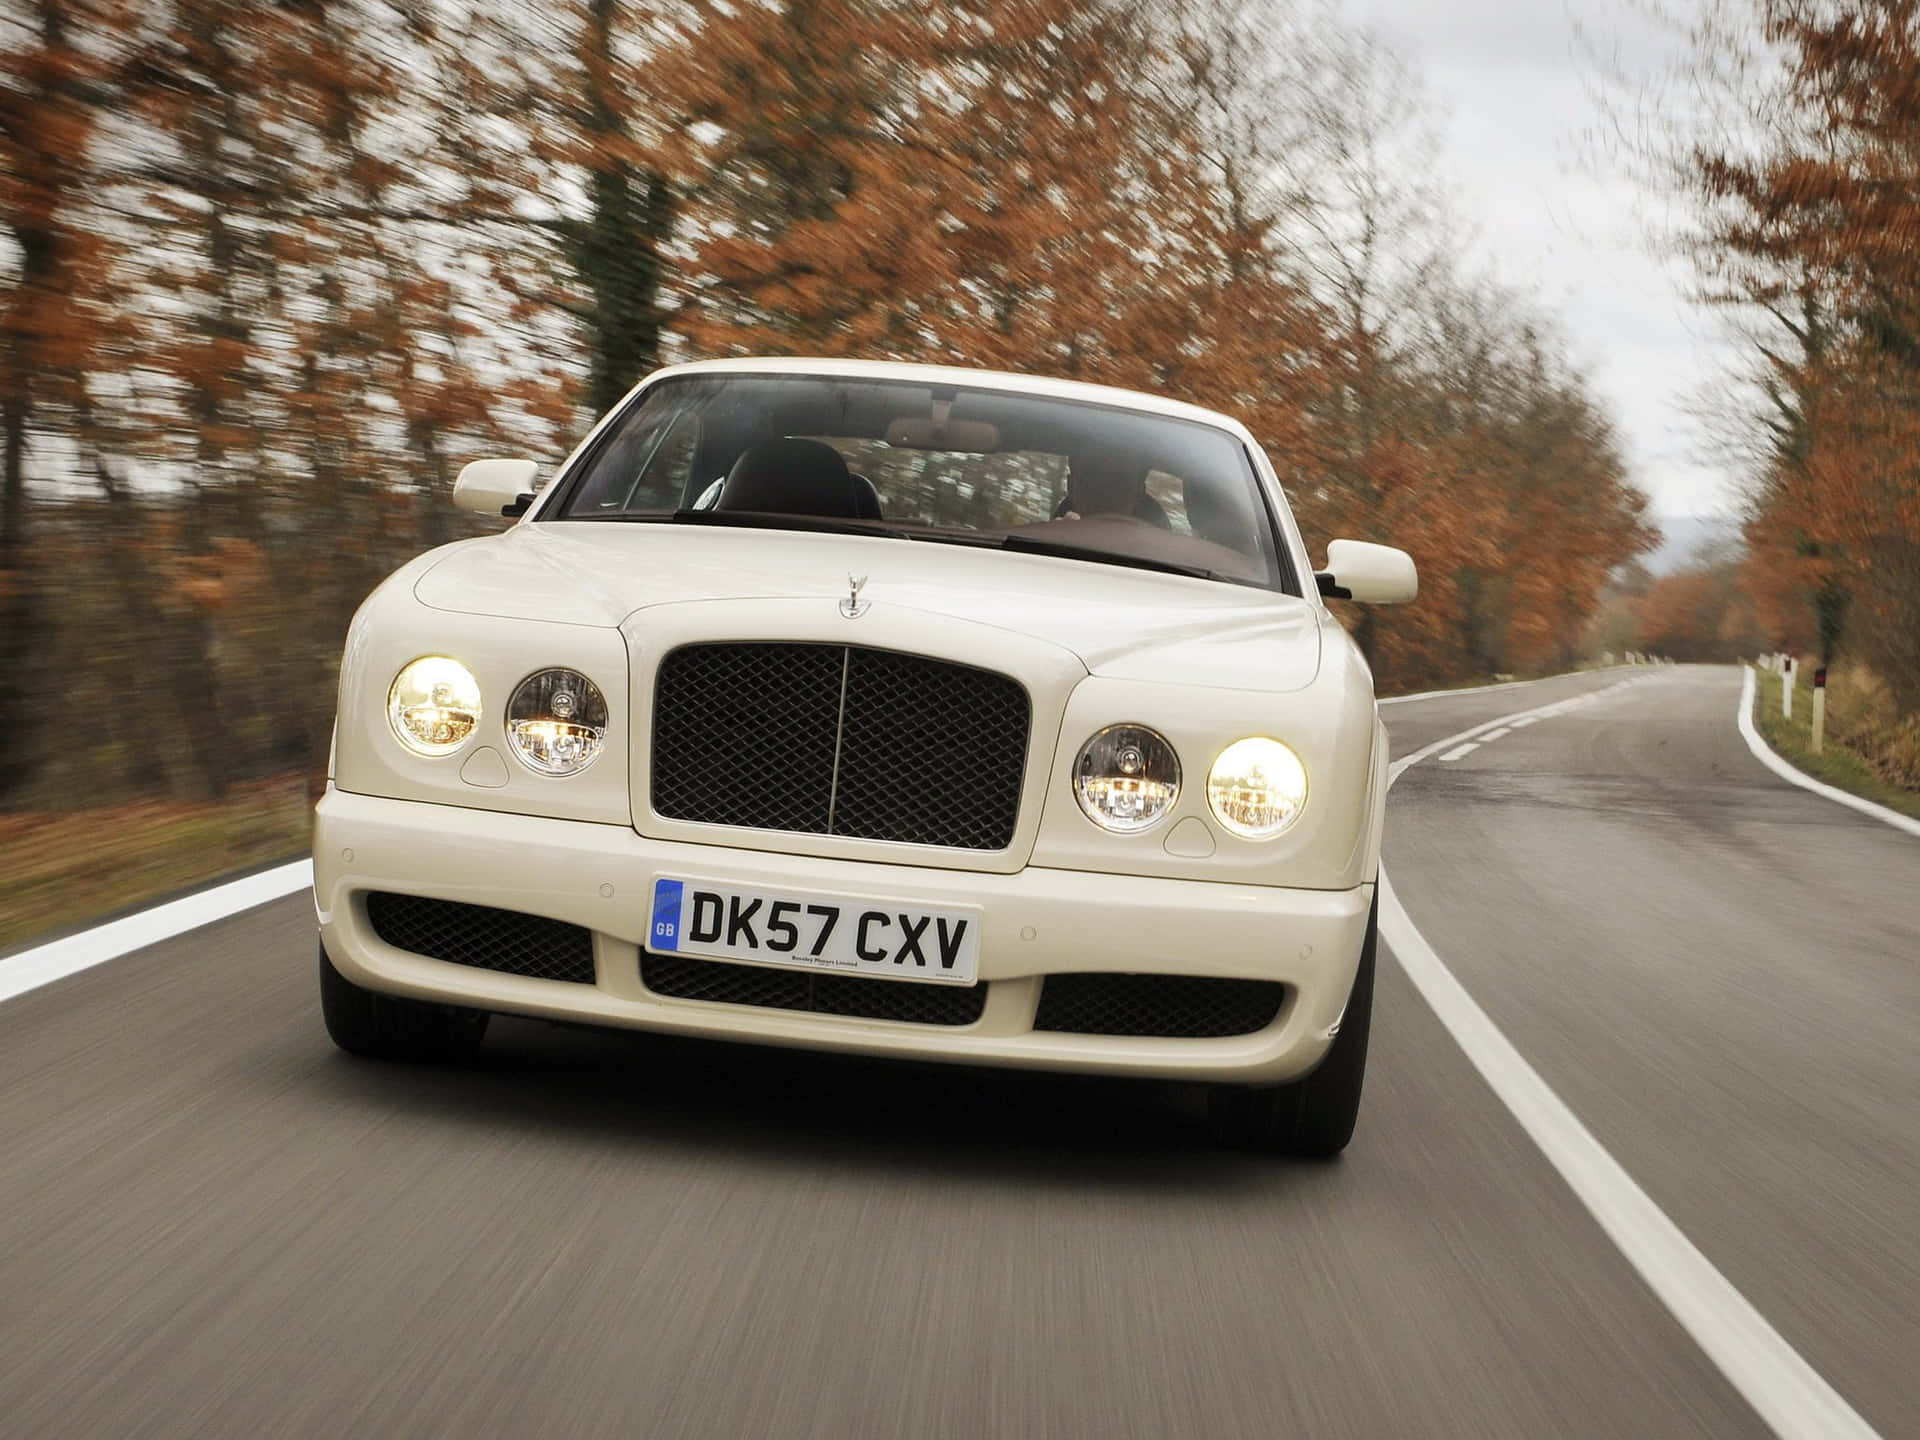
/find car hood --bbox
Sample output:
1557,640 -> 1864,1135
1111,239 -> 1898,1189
414,522 -> 1322,692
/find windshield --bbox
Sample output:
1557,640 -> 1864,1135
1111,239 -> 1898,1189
544,374 -> 1291,590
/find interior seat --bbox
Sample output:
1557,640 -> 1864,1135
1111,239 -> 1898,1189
715,438 -> 879,519
1051,444 -> 1169,528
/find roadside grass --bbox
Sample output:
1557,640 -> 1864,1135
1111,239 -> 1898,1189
5,661 -> 1904,955
0,774 -> 311,954
1753,668 -> 1920,823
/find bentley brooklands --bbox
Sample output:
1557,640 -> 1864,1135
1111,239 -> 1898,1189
312,358 -> 1416,1155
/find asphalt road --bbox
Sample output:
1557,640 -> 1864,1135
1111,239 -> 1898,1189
2,665 -> 1913,1437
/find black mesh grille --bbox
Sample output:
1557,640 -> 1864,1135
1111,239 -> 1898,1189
1034,973 -> 1287,1037
650,642 -> 1029,850
366,892 -> 596,985
650,642 -> 844,835
642,951 -> 988,1026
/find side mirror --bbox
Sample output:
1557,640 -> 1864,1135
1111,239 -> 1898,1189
1315,538 -> 1418,604
453,458 -> 539,518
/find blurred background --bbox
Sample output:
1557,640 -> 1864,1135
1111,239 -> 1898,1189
2,0 -> 1916,948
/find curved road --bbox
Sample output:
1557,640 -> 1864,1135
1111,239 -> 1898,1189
1,665 -> 1914,1436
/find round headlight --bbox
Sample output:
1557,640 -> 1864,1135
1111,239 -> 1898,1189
1207,737 -> 1308,839
388,656 -> 481,756
506,668 -> 608,775
1074,724 -> 1181,833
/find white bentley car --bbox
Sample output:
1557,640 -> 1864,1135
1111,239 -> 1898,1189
313,358 -> 1415,1155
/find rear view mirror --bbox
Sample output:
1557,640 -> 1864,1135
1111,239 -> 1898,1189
883,416 -> 1001,452
453,458 -> 539,518
1316,539 -> 1418,605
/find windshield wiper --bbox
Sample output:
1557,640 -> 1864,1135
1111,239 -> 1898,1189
940,531 -> 1218,581
569,510 -> 914,541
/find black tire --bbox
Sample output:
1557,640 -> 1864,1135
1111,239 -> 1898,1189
318,940 -> 489,1063
1207,889 -> 1376,1157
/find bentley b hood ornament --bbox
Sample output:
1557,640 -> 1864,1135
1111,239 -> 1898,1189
839,572 -> 871,619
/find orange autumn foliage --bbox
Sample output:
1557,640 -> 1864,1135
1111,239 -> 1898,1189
2,0 -> 1652,809
1682,1 -> 1920,708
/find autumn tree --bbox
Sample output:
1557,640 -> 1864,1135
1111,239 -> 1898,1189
0,0 -> 1659,821
653,0 -> 1314,385
0,0 -> 130,799
502,0 -> 677,417
1635,553 -> 1767,661
1617,0 -> 1920,703
1737,2 -> 1920,704
1164,2 -> 1652,681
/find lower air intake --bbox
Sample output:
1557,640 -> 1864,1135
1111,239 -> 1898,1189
365,892 -> 596,985
1034,973 -> 1287,1037
642,951 -> 987,1026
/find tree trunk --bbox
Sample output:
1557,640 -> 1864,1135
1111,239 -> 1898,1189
0,386 -> 36,805
574,0 -> 670,415
0,220 -> 55,805
1814,574 -> 1849,669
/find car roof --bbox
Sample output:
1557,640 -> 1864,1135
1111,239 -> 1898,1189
640,357 -> 1257,443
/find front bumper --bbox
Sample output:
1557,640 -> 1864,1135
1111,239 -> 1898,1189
313,789 -> 1373,1084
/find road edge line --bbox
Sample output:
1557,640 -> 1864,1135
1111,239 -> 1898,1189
1736,666 -> 1920,839
0,668 -> 1629,1005
0,859 -> 314,1005
1376,870 -> 1878,1440
1384,677 -> 1880,1437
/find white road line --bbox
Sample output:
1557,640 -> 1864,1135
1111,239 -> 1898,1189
1438,742 -> 1480,762
1389,678 -> 1635,782
1384,672 -> 1880,1438
1510,717 -> 1539,728
1377,664 -> 1628,706
0,860 -> 313,1005
1736,666 -> 1920,839
0,671 -> 1640,1009
1479,727 -> 1512,742
0,665 -> 1881,1434
1377,874 -> 1877,1440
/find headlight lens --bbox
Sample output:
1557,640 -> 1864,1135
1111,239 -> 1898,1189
506,668 -> 609,775
1207,737 -> 1308,839
1073,724 -> 1181,833
388,656 -> 481,756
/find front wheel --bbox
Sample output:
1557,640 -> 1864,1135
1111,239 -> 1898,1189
1207,889 -> 1376,1157
318,940 -> 489,1063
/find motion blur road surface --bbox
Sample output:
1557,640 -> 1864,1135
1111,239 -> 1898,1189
2,665 -> 1915,1437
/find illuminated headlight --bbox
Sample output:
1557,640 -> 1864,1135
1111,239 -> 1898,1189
388,656 -> 481,756
506,668 -> 608,775
1074,725 -> 1180,833
1207,737 -> 1308,839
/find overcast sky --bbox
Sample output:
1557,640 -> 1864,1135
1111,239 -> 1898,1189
1346,0 -> 1736,522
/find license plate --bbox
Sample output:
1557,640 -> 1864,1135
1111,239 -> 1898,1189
649,877 -> 981,985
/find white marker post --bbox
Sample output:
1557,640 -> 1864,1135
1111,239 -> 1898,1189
1811,665 -> 1826,755
1782,658 -> 1794,720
